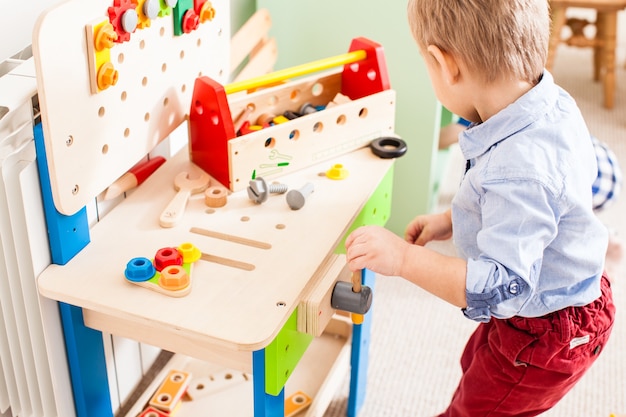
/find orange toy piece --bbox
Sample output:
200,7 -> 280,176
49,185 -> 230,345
197,0 -> 216,22
96,62 -> 119,91
149,369 -> 191,413
138,406 -> 169,417
94,22 -> 117,51
86,19 -> 119,94
285,391 -> 312,417
158,265 -> 190,291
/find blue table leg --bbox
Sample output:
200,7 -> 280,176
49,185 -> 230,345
253,349 -> 285,417
35,123 -> 112,417
347,268 -> 375,417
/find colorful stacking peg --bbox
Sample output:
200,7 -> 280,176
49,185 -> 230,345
149,369 -> 191,413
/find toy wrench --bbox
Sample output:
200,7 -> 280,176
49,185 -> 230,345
159,171 -> 210,228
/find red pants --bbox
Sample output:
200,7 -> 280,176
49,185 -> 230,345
438,275 -> 615,417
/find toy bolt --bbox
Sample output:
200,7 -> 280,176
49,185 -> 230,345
97,62 -> 119,90
299,102 -> 318,115
199,1 -> 216,22
121,8 -> 139,33
286,182 -> 314,210
143,0 -> 160,19
94,23 -> 118,51
247,177 -> 288,204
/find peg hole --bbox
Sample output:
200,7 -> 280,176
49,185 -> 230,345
264,137 -> 276,148
311,83 -> 323,96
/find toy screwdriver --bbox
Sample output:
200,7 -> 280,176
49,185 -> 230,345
103,156 -> 166,200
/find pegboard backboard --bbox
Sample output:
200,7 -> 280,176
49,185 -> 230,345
33,0 -> 230,215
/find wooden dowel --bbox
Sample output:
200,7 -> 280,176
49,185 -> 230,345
225,50 -> 367,95
352,270 -> 362,293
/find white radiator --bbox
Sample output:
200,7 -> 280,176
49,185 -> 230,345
0,47 -> 175,417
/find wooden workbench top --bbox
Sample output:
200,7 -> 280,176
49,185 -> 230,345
37,146 -> 393,363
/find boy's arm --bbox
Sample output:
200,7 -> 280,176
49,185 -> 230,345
345,225 -> 467,308
398,243 -> 467,308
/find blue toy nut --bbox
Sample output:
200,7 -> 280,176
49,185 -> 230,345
125,257 -> 156,282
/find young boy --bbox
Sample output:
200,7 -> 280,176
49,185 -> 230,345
344,1 -> 616,415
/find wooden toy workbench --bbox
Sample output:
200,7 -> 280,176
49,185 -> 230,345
38,145 -> 394,359
32,1 -> 399,416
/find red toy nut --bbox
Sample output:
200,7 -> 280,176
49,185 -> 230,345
182,9 -> 200,33
158,265 -> 190,291
154,247 -> 183,272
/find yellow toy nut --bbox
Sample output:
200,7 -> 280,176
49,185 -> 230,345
326,163 -> 349,180
177,242 -> 201,263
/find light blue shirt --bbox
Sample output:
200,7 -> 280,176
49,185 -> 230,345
452,70 -> 608,322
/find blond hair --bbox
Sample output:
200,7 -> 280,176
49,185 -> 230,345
407,0 -> 549,84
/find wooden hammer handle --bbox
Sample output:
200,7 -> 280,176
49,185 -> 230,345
352,270 -> 362,293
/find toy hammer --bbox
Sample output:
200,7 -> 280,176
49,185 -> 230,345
331,270 -> 372,324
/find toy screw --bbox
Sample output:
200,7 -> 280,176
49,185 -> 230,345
247,177 -> 288,204
286,182 -> 314,210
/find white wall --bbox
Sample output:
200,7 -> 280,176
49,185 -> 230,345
0,0 -> 62,61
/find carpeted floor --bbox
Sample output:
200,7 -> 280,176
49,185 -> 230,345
322,22 -> 626,417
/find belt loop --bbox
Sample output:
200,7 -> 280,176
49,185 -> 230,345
557,308 -> 572,344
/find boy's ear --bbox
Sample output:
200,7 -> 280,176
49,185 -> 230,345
427,45 -> 460,85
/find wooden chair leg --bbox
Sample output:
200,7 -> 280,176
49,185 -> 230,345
599,11 -> 618,109
594,12 -> 604,82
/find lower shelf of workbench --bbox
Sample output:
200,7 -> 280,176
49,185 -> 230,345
125,315 -> 353,417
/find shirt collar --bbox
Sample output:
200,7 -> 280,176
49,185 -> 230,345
458,70 -> 559,160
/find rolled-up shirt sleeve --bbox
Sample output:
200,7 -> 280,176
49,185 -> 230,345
460,177 -> 560,322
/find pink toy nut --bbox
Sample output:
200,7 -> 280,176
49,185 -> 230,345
154,247 -> 183,272
177,242 -> 201,264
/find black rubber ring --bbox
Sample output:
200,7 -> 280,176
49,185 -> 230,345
370,137 -> 408,159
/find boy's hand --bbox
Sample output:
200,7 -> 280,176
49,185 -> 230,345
345,225 -> 408,276
405,210 -> 452,246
